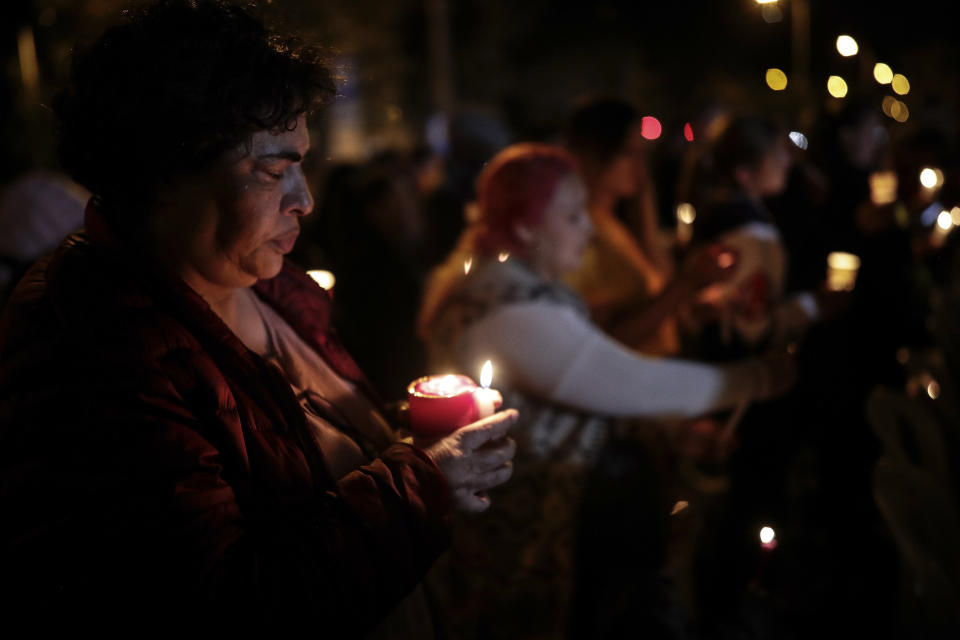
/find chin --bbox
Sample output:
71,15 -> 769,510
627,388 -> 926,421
246,256 -> 285,283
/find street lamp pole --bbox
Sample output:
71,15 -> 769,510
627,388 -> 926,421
790,0 -> 811,98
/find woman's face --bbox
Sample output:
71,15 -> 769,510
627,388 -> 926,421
524,173 -> 592,279
599,121 -> 645,199
154,115 -> 314,295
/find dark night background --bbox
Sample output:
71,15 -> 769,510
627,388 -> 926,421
3,0 -> 960,177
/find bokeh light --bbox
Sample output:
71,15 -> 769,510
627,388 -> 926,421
640,116 -> 662,140
789,131 -> 808,150
927,380 -> 941,400
920,168 -> 943,189
836,35 -> 859,57
892,74 -> 910,95
893,102 -> 909,123
684,122 -> 694,142
760,526 -> 776,544
937,210 -> 952,230
873,63 -> 893,84
827,75 -> 848,98
766,68 -> 788,91
881,96 -> 896,117
677,203 -> 696,224
307,270 -> 336,291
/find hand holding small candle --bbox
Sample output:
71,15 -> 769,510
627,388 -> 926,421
407,360 -> 517,512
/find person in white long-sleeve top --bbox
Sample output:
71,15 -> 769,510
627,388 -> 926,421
418,142 -> 794,639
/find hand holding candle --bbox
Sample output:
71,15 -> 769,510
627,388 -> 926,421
408,360 -> 516,512
421,409 -> 518,512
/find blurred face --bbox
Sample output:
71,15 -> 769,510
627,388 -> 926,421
599,121 -> 645,199
154,115 -> 314,297
523,173 -> 592,279
841,113 -> 887,170
738,137 -> 792,198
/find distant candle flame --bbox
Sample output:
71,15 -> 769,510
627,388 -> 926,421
759,526 -> 776,544
480,360 -> 493,389
670,500 -> 689,515
498,252 -> 510,263
464,258 -> 473,275
676,203 -> 696,224
307,269 -> 336,290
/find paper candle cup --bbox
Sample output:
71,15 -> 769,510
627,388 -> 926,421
407,374 -> 485,438
826,252 -> 860,292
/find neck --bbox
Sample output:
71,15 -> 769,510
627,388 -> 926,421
521,253 -> 559,282
588,190 -> 618,220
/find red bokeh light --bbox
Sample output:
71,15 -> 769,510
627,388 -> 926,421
684,122 -> 694,141
641,116 -> 662,140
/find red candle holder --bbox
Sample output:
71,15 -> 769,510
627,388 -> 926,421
407,374 -> 494,438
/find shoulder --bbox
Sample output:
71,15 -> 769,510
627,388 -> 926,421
0,233 -> 215,390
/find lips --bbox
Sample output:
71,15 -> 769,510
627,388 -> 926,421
271,230 -> 299,254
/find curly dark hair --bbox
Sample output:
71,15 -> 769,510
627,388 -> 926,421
54,0 -> 335,236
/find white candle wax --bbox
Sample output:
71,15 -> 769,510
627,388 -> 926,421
473,387 -> 498,419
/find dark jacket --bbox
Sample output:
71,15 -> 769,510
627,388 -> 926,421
0,232 -> 451,634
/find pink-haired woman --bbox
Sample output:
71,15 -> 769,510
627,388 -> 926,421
418,143 -> 792,638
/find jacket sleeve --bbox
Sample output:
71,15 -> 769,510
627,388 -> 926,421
0,354 -> 451,635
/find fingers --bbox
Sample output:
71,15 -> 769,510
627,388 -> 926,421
458,409 -> 518,451
472,462 -> 513,492
454,489 -> 492,513
471,437 -> 516,473
453,462 -> 513,502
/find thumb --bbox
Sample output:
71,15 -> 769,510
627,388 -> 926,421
458,409 -> 518,451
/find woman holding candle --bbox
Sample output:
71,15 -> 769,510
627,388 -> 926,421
691,115 -> 842,357
563,98 -> 734,356
0,2 -> 516,635
418,143 -> 793,638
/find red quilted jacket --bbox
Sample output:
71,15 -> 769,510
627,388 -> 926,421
0,231 -> 451,634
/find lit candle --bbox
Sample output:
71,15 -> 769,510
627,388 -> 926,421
869,171 -> 897,206
826,252 -> 860,292
676,203 -> 696,246
932,210 -> 954,246
750,525 -> 778,588
473,360 -> 498,418
407,360 -> 499,437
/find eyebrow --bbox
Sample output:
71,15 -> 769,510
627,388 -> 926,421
257,150 -> 305,162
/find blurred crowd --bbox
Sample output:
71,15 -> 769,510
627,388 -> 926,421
3,75 -> 960,640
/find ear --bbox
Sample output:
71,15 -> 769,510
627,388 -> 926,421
514,223 -> 534,244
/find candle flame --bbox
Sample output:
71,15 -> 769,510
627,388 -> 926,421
759,526 -> 775,544
480,360 -> 493,388
307,269 -> 336,290
670,500 -> 689,515
464,258 -> 473,275
498,252 -> 510,263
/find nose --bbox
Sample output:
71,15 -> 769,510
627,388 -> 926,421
283,166 -> 314,218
